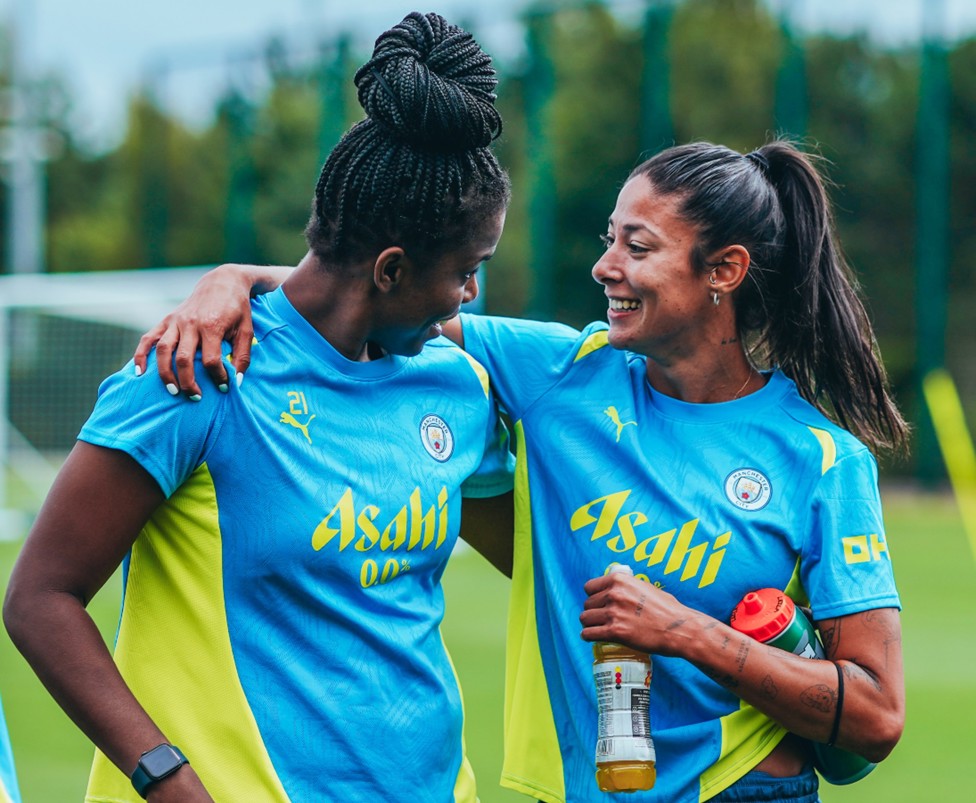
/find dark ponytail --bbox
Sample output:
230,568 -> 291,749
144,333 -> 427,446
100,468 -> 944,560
632,141 -> 909,456
305,12 -> 510,265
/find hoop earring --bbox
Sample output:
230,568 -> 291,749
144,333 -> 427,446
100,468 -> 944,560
708,273 -> 718,285
712,291 -> 720,306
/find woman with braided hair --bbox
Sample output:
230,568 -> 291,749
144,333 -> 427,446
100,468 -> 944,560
131,138 -> 907,802
4,13 -> 514,803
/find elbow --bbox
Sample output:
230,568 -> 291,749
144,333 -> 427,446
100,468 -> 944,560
856,704 -> 905,763
2,581 -> 34,651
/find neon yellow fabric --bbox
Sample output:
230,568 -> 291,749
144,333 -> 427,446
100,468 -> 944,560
499,422 -> 565,803
699,703 -> 787,801
85,464 -> 289,802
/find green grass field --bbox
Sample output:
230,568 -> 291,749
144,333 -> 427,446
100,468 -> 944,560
1,487 -> 973,801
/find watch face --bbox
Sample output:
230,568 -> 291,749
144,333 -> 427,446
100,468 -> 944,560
141,745 -> 181,778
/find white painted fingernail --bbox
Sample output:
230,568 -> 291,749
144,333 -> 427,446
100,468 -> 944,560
134,365 -> 144,377
236,372 -> 244,388
218,383 -> 229,393
189,394 -> 202,402
166,383 -> 179,396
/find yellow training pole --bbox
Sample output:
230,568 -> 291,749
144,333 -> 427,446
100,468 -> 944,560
922,368 -> 976,564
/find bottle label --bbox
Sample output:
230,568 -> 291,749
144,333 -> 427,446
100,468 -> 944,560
767,611 -> 825,659
593,659 -> 655,762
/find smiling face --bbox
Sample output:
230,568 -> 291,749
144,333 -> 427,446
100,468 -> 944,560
372,209 -> 506,356
592,176 -> 717,363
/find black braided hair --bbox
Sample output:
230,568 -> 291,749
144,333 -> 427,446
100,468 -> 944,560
306,12 -> 510,266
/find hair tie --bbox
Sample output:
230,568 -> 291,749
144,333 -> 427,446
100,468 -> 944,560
827,661 -> 845,747
745,150 -> 770,174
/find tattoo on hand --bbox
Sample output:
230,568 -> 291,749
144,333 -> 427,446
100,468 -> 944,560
800,684 -> 836,713
666,618 -> 688,631
635,594 -> 646,616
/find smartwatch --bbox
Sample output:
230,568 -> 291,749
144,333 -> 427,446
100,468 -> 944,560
131,743 -> 189,799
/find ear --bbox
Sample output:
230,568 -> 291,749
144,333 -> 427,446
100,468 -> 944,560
706,245 -> 751,293
372,247 -> 408,293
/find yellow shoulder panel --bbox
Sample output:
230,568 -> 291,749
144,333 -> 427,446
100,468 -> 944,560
573,330 -> 610,363
457,349 -> 491,398
806,426 -> 837,476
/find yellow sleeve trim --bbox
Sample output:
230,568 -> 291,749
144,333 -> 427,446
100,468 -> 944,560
573,330 -> 609,363
807,426 -> 837,475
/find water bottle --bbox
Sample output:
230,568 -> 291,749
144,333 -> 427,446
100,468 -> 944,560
593,564 -> 656,793
729,588 -> 876,785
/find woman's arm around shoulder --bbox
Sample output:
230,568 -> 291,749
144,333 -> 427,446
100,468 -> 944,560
132,263 -> 293,398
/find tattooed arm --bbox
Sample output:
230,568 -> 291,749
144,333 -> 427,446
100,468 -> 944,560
579,573 -> 904,762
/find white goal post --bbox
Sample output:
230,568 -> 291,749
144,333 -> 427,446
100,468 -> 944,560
0,266 -> 212,540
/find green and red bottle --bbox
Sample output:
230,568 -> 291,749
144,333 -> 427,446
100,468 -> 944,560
729,588 -> 876,785
592,564 -> 656,793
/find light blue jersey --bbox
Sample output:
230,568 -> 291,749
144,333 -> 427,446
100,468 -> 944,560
77,287 -> 513,803
0,696 -> 21,803
461,314 -> 900,803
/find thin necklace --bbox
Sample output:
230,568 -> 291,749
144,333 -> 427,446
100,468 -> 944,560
732,370 -> 759,400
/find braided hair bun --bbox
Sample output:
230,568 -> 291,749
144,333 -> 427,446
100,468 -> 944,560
355,12 -> 502,152
306,12 -> 509,264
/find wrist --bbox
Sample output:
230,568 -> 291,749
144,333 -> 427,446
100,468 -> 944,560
131,743 -> 189,799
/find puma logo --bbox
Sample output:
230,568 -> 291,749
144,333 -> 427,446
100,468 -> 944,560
280,411 -> 316,444
604,406 -> 637,442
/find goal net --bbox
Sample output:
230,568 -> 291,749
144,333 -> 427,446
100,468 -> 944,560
0,267 -> 212,539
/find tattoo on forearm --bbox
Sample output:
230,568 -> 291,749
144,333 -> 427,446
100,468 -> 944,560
760,674 -> 778,701
820,622 -> 839,654
736,641 -> 750,673
844,660 -> 883,693
706,668 -> 740,689
800,684 -> 836,713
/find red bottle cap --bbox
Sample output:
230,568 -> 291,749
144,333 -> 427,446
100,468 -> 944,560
729,588 -> 795,643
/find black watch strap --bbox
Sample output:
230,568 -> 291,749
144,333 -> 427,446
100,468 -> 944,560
131,744 -> 189,799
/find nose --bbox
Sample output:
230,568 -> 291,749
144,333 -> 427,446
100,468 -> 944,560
592,249 -> 621,286
463,273 -> 480,304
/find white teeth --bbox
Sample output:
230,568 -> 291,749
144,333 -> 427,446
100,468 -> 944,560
609,299 -> 641,311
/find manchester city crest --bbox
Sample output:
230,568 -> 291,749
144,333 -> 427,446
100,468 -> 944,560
420,414 -> 454,462
724,468 -> 772,511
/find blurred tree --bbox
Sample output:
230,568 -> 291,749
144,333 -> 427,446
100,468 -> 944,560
669,0 -> 781,149
545,1 -> 643,326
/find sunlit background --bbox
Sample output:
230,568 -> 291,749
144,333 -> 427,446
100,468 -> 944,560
1,1 -> 974,801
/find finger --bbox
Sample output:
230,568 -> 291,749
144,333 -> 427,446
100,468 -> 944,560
153,328 -> 180,394
199,329 -> 231,392
229,323 -> 255,386
173,327 -> 203,399
133,326 -> 163,377
583,574 -> 614,595
582,590 -> 611,610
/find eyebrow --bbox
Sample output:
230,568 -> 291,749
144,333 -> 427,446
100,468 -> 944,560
608,220 -> 657,238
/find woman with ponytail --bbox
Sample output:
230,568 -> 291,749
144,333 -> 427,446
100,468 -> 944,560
133,139 -> 905,802
4,13 -> 514,802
